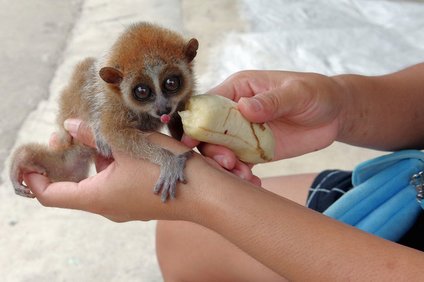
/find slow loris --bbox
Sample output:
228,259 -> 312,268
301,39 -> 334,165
10,22 -> 199,202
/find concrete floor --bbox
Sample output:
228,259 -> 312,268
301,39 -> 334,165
0,0 -> 82,181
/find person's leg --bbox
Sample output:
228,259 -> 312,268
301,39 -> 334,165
156,173 -> 317,282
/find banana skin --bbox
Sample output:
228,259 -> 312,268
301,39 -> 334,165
178,94 -> 275,164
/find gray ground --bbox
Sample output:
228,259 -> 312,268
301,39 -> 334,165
0,0 -> 82,178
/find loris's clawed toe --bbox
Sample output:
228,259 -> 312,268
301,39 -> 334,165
10,144 -> 48,198
14,185 -> 35,198
12,167 -> 43,198
153,151 -> 192,202
177,151 -> 194,185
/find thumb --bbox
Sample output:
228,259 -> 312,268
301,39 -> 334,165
237,90 -> 283,123
238,87 -> 313,123
23,172 -> 94,211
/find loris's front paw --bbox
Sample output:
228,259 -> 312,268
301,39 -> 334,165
153,151 -> 193,202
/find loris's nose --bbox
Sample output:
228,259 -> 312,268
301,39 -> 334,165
156,107 -> 172,116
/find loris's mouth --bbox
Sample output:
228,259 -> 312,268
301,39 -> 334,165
160,114 -> 171,124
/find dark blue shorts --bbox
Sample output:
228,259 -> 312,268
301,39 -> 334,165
308,170 -> 424,251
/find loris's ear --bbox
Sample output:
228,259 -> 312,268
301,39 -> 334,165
99,67 -> 123,85
184,38 -> 199,63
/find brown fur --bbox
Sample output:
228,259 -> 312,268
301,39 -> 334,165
10,22 -> 198,201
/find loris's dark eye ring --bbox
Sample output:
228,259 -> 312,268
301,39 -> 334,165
133,84 -> 153,101
163,76 -> 181,94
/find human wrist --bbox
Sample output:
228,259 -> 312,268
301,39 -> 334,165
174,154 -> 253,228
331,73 -> 373,144
155,153 -> 231,223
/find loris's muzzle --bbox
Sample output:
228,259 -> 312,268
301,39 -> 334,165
156,106 -> 172,116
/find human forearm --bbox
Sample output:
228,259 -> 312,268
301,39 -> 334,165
25,126 -> 424,280
188,166 -> 424,280
335,63 -> 424,150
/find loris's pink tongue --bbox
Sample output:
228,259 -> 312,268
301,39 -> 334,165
160,114 -> 171,124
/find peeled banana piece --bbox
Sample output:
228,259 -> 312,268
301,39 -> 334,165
178,94 -> 275,164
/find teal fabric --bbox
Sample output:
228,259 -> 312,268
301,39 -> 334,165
323,150 -> 424,241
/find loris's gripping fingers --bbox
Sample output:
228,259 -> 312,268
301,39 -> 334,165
153,181 -> 162,195
14,170 -> 35,197
11,152 -> 48,198
154,171 -> 178,202
153,151 -> 192,202
153,180 -> 173,202
163,186 -> 172,202
170,151 -> 193,199
14,184 -> 35,198
177,151 -> 192,183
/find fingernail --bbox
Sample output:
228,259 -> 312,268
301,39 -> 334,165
239,97 -> 263,112
213,155 -> 231,170
63,119 -> 81,138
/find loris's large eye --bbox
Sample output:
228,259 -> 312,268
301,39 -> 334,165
163,76 -> 181,94
133,84 -> 153,101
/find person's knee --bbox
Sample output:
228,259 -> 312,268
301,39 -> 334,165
156,220 -> 204,282
156,220 -> 182,281
156,220 -> 287,282
156,220 -> 234,282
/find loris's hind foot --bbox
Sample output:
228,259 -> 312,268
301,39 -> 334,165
12,164 -> 46,198
10,145 -> 49,198
153,151 -> 193,202
15,185 -> 35,198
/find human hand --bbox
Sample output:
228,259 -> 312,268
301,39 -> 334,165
183,70 -> 346,163
23,120 -> 209,222
24,119 -> 259,222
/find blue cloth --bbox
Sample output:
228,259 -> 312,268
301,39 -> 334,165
323,150 -> 424,241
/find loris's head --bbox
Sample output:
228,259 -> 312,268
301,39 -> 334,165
99,22 -> 198,124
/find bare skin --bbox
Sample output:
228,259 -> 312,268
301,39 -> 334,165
156,174 -> 315,282
159,64 -> 424,281
23,63 -> 424,281
24,133 -> 424,281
